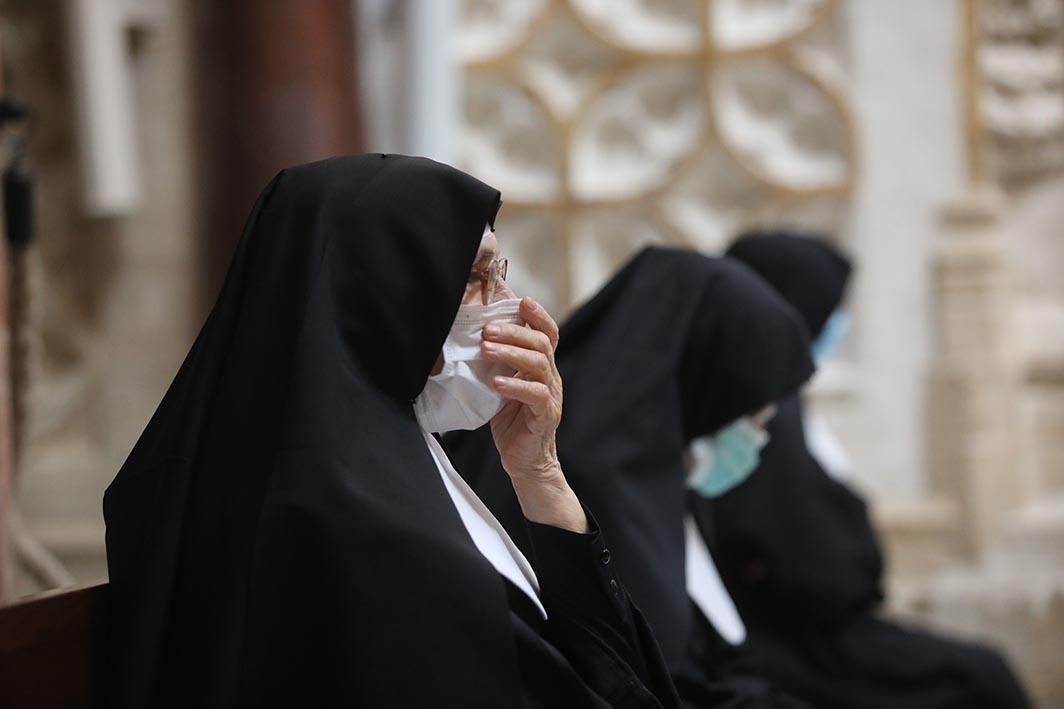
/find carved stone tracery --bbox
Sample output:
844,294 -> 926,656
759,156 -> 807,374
458,0 -> 856,314
977,0 -> 1064,186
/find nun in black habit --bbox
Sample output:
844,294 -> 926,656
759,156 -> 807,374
103,154 -> 681,708
447,247 -> 816,708
708,230 -> 1031,709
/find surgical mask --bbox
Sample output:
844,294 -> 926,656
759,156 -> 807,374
687,418 -> 770,498
812,309 -> 850,363
414,298 -> 523,434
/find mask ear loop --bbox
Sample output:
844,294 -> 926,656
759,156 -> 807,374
755,403 -> 778,427
478,222 -> 497,304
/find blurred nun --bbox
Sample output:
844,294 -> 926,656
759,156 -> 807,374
706,230 -> 1031,709
448,247 -> 815,708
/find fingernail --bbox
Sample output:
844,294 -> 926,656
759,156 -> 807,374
483,324 -> 501,337
482,341 -> 499,353
493,376 -> 507,387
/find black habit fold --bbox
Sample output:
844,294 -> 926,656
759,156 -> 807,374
448,247 -> 815,708
712,231 -> 883,624
103,154 -> 679,708
710,230 -> 1031,709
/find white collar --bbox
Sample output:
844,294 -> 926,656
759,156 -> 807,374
684,515 -> 746,645
422,431 -> 547,620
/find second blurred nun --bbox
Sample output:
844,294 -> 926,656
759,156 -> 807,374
708,230 -> 1031,709
448,247 -> 815,708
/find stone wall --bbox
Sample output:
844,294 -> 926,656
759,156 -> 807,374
458,0 -> 855,315
1,0 -> 198,592
901,1 -> 1064,706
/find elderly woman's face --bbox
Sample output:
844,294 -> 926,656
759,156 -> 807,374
430,233 -> 515,375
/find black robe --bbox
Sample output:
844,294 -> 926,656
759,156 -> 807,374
103,154 -> 679,708
710,230 -> 1031,709
707,394 -> 883,626
448,247 -> 815,708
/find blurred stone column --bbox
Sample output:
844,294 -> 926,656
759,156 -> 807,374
191,0 -> 363,306
928,194 -> 1016,560
399,0 -> 459,163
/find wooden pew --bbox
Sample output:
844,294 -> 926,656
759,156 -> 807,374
0,584 -> 108,708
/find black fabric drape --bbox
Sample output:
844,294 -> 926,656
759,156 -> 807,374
705,394 -> 884,625
710,230 -> 881,624
553,248 -> 814,666
745,615 -> 1032,709
514,513 -> 683,708
671,609 -> 814,709
104,155 -> 518,708
448,247 -> 815,707
104,154 -> 681,708
726,230 -> 850,340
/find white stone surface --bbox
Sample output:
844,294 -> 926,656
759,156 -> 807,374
8,0 -> 198,590
820,0 -> 966,500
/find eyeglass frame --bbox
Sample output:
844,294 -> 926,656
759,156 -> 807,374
472,257 -> 508,305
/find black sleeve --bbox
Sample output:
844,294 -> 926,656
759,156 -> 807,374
526,510 -> 682,709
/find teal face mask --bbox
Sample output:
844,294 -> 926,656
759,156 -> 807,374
812,309 -> 851,363
687,418 -> 770,498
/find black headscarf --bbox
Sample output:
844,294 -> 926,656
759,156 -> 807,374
448,247 -> 814,665
712,233 -> 883,625
726,229 -> 852,339
102,155 -> 533,708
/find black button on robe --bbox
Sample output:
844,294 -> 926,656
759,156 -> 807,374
103,155 -> 678,708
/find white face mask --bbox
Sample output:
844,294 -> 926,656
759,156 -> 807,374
414,298 -> 523,434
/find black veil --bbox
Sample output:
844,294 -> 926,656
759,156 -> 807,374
103,155 -> 527,707
725,230 -> 851,340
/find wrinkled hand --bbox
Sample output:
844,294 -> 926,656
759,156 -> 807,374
482,297 -> 562,482
481,297 -> 586,532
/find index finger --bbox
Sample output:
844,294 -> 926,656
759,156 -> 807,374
519,298 -> 560,349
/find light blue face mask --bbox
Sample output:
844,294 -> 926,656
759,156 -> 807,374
812,309 -> 851,363
687,418 -> 770,498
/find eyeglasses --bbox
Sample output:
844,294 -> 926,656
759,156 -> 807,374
471,257 -> 508,305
